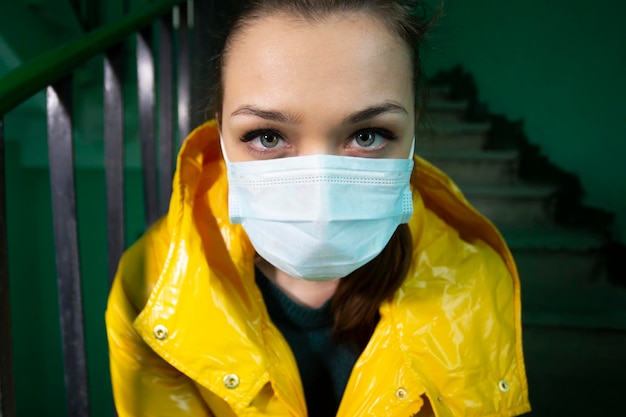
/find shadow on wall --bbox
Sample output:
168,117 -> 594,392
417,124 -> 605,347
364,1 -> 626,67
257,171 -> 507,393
429,65 -> 626,288
421,0 -> 626,248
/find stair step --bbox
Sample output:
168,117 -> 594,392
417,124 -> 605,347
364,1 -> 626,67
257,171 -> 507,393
503,227 -> 607,287
462,184 -> 556,227
521,283 -> 626,330
503,227 -> 606,287
522,309 -> 626,330
416,122 -> 490,152
522,326 -> 626,416
421,150 -> 519,186
420,83 -> 626,331
500,227 -> 626,330
425,100 -> 468,123
427,84 -> 451,101
502,227 -> 606,252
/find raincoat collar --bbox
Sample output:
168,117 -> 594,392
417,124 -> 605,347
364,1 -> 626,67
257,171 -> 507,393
133,121 -> 530,417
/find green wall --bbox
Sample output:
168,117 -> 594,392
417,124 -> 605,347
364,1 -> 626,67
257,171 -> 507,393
423,0 -> 626,242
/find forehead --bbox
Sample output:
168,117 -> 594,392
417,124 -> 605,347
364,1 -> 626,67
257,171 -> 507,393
221,12 -> 413,113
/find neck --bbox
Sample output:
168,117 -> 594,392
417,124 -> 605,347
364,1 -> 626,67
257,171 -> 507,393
256,258 -> 339,309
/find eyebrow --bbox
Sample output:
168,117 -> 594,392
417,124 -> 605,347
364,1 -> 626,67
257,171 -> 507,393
231,106 -> 301,124
342,102 -> 408,125
230,101 -> 408,125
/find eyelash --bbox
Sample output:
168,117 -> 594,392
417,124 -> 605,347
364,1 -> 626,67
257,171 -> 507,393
238,127 -> 399,155
240,129 -> 283,143
350,127 -> 398,143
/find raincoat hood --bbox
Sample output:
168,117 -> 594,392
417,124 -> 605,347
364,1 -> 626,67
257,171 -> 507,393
106,121 -> 531,416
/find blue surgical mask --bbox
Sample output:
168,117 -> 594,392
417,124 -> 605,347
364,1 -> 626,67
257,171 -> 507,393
222,140 -> 414,281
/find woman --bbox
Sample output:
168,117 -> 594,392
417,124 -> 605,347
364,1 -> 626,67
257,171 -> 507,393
106,0 -> 531,416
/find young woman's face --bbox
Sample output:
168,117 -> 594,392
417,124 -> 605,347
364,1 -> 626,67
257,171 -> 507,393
220,12 -> 415,162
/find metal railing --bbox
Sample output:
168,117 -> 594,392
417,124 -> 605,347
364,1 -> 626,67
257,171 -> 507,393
0,1 -> 195,415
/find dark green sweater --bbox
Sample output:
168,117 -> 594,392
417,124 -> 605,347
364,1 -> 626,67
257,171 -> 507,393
256,268 -> 360,417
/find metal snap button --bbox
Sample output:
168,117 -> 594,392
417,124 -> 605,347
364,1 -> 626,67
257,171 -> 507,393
223,374 -> 240,389
153,324 -> 168,340
395,387 -> 408,400
498,379 -> 510,392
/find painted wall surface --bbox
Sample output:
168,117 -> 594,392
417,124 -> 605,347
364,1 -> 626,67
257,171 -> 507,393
0,0 -> 82,77
422,0 -> 626,242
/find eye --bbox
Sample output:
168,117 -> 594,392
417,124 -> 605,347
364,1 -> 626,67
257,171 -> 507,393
349,128 -> 396,149
241,129 -> 286,149
354,131 -> 382,147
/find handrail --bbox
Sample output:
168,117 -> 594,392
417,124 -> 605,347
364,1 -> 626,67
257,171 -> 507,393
0,0 -> 187,115
0,1 -> 195,414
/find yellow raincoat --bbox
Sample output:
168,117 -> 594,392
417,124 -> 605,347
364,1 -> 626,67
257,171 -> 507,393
106,121 -> 531,416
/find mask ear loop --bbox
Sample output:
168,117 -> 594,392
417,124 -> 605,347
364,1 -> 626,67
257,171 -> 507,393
219,135 -> 231,163
408,136 -> 416,159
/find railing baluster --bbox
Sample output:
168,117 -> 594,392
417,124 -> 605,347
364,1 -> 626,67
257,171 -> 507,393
137,29 -> 159,228
0,116 -> 16,417
47,76 -> 90,417
104,46 -> 126,287
158,16 -> 174,215
177,1 -> 191,146
0,3 -> 193,414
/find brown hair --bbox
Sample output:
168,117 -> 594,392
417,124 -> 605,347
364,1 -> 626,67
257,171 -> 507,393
332,224 -> 413,348
208,0 -> 437,349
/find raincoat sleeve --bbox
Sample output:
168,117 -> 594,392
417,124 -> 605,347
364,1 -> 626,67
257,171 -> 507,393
105,224 -> 214,417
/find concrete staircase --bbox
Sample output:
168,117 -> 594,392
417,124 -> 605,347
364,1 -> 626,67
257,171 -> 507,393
421,84 -> 626,416
420,84 -> 626,330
